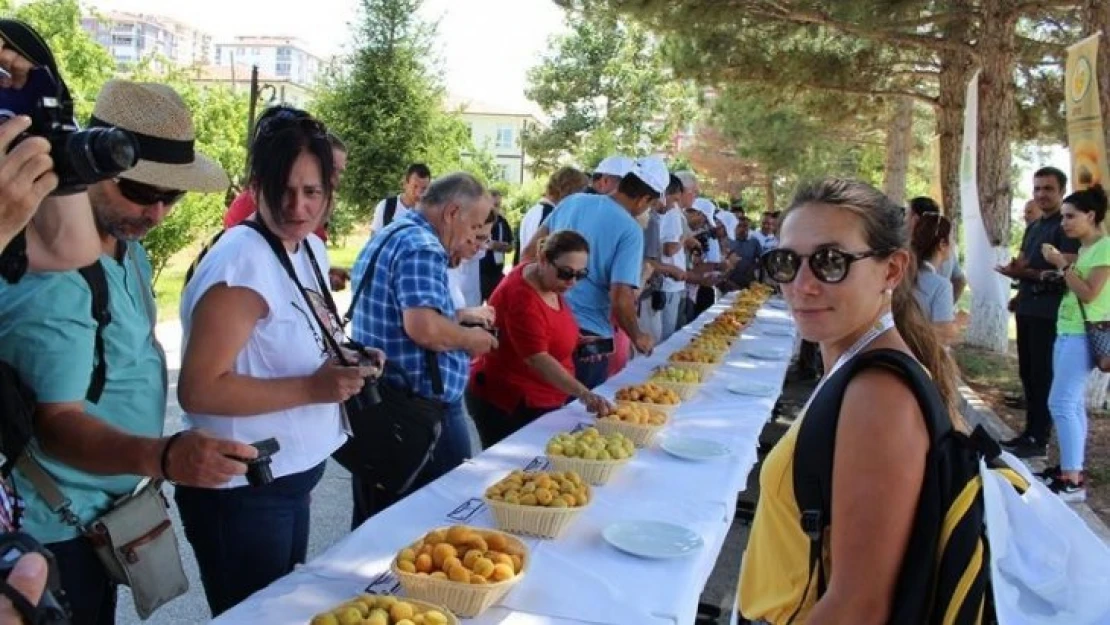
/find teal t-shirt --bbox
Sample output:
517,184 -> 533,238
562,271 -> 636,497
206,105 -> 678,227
0,242 -> 167,543
1058,237 -> 1110,335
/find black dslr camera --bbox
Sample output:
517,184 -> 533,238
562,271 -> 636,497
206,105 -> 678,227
243,438 -> 280,487
0,532 -> 71,624
0,19 -> 138,194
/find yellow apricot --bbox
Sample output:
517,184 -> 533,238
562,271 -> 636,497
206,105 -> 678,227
447,563 -> 471,583
485,533 -> 509,552
414,553 -> 433,574
389,602 -> 415,622
424,529 -> 447,545
490,563 -> 515,582
510,554 -> 524,574
491,552 -> 514,569
429,571 -> 447,580
397,548 -> 416,563
445,525 -> 471,544
424,611 -> 449,625
472,557 -> 495,578
470,573 -> 489,584
462,548 -> 484,569
396,560 -> 416,574
441,556 -> 462,572
431,543 -> 457,569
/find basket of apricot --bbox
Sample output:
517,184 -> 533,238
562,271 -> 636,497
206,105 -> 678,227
310,594 -> 458,625
668,348 -> 723,377
391,525 -> 527,618
483,469 -> 591,538
614,383 -> 681,415
649,366 -> 704,400
597,402 -> 669,447
545,428 -> 635,485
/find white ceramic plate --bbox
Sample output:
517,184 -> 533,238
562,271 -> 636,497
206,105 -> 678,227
759,316 -> 793,327
761,325 -> 793,337
661,436 -> 731,461
727,380 -> 777,397
743,347 -> 789,361
603,520 -> 705,559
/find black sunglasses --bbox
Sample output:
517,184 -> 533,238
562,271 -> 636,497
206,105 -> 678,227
553,264 -> 588,281
257,112 -> 327,139
116,178 -> 186,207
761,247 -> 891,284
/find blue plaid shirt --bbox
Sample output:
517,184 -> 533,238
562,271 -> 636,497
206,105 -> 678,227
350,212 -> 467,402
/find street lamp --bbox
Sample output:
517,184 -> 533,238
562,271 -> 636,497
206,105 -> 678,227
246,64 -> 278,146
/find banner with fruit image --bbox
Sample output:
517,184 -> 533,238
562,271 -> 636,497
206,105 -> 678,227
1066,33 -> 1109,192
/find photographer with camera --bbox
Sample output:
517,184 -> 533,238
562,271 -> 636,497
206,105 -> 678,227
175,107 -> 383,617
0,79 -> 260,625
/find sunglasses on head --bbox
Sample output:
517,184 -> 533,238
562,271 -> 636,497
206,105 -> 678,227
761,247 -> 891,284
116,178 -> 186,207
553,264 -> 588,281
256,112 -> 327,139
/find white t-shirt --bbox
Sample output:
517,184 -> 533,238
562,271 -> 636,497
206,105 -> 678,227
448,255 -> 483,308
370,196 -> 415,233
716,211 -> 739,242
753,230 -> 778,250
659,207 -> 686,293
180,226 -> 347,488
518,201 -> 549,255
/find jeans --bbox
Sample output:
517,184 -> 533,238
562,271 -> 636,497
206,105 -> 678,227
47,536 -> 116,625
350,400 -> 473,526
575,352 -> 611,390
1048,334 -> 1092,472
175,461 -> 326,617
659,291 -> 683,341
1016,314 -> 1057,443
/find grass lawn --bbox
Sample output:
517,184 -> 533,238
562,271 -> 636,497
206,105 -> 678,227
151,226 -> 370,323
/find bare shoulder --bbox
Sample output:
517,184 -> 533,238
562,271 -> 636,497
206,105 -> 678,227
838,351 -> 930,450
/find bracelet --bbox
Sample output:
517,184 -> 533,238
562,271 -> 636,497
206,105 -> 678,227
160,432 -> 184,483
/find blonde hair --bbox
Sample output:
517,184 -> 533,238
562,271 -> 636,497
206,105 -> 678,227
546,167 -> 589,203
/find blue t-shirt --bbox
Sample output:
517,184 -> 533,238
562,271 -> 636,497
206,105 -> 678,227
543,193 -> 644,337
914,263 -> 955,324
0,243 -> 166,543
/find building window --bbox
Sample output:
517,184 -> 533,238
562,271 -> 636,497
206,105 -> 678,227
276,62 -> 291,76
277,46 -> 292,58
497,164 -> 511,182
495,126 -> 514,150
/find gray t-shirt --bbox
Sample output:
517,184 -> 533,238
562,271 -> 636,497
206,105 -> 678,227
937,254 -> 964,282
914,264 -> 955,323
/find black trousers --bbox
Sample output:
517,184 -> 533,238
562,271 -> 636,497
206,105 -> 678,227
1016,314 -> 1057,443
465,392 -> 553,449
480,269 -> 504,303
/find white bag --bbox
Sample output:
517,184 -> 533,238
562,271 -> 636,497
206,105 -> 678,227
981,451 -> 1110,625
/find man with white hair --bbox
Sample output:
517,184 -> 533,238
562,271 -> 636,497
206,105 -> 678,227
589,155 -> 634,195
523,157 -> 669,388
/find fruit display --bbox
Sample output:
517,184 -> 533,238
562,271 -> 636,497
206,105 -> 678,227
669,348 -> 723,365
310,596 -> 457,625
392,526 -> 528,617
615,382 -> 681,405
546,428 -> 635,462
651,365 -> 702,385
484,469 -> 592,507
602,403 -> 667,426
598,404 -> 669,447
688,335 -> 731,353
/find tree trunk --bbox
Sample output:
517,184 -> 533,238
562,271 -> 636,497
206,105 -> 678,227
764,175 -> 775,212
882,97 -> 914,206
936,48 -> 975,221
976,1 -> 1018,248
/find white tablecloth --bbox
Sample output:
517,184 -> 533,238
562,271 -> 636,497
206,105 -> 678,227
214,296 -> 796,625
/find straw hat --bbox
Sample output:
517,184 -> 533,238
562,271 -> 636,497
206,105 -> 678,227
89,80 -> 229,193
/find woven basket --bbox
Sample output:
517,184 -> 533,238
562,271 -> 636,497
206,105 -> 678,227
597,409 -> 668,447
651,364 -> 707,386
548,453 -> 632,485
315,596 -> 460,625
483,495 -> 588,538
392,528 -> 528,618
650,380 -> 700,401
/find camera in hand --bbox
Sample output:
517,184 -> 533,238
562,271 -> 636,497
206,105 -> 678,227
344,342 -> 383,407
0,19 -> 139,193
0,532 -> 71,624
243,438 -> 280,487
461,320 -> 499,340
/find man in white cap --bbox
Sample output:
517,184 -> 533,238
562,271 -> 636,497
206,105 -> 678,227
0,80 -> 257,623
589,155 -> 634,195
523,156 -> 669,389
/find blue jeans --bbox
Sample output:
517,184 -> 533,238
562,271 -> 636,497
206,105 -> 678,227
174,461 -> 326,617
47,536 -> 116,625
1048,334 -> 1092,472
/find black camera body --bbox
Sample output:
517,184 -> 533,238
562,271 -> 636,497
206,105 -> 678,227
244,438 -> 280,488
0,19 -> 139,193
0,532 -> 71,624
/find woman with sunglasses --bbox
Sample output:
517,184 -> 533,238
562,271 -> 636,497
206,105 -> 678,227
909,212 -> 957,344
1040,185 -> 1110,502
175,108 -> 380,616
739,179 -> 960,624
466,230 -> 613,447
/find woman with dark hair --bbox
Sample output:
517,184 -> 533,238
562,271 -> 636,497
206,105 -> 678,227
467,230 -> 613,447
910,212 -> 957,343
174,108 -> 382,616
739,179 -> 961,623
1040,185 -> 1110,502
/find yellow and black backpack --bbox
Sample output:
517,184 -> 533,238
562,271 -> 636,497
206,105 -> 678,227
792,348 -> 1028,625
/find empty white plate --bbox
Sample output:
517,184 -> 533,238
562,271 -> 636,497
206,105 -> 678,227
661,436 -> 731,461
759,316 -> 793,327
761,325 -> 793,337
743,347 -> 789,361
603,520 -> 705,559
727,380 -> 777,397
767,299 -> 788,310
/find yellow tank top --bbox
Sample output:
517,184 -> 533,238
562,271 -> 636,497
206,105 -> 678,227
737,414 -> 830,624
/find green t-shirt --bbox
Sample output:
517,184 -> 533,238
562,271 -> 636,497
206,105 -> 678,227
0,242 -> 166,543
1058,237 -> 1110,335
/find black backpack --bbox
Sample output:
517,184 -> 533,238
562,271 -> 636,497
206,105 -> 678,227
513,200 -> 556,265
382,196 -> 400,227
790,349 -> 1027,625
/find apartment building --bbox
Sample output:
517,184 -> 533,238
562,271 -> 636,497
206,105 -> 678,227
448,96 -> 542,184
81,11 -> 212,70
213,36 -> 323,88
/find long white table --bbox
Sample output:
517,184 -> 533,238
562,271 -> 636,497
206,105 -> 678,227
215,296 -> 796,625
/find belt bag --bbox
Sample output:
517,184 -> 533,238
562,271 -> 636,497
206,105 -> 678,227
332,360 -> 447,495
1078,300 -> 1110,373
17,456 -> 188,619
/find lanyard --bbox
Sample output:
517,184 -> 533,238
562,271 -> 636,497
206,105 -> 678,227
798,311 -> 896,417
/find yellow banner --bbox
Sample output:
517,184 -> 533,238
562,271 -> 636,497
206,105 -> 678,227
1066,33 -> 1109,191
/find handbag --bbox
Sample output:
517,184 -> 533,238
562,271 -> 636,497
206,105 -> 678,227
241,221 -> 447,495
1076,299 -> 1110,372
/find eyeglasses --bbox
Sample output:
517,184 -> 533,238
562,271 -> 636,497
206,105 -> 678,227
761,247 -> 891,284
116,178 -> 186,207
553,264 -> 588,281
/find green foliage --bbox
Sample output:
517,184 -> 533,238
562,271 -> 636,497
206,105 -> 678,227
502,177 -> 547,231
523,7 -> 697,173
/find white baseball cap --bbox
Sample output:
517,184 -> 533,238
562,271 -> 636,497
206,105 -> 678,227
594,155 -> 635,178
629,155 -> 669,196
693,197 -> 719,221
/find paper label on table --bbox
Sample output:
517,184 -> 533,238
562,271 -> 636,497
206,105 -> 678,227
570,422 -> 592,434
364,570 -> 401,596
446,497 -> 486,523
524,456 -> 551,472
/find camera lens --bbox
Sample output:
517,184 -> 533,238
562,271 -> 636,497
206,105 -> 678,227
62,127 -> 139,184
